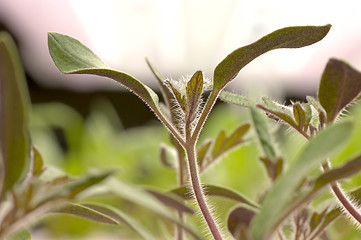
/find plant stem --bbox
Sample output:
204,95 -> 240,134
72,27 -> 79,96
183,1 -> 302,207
184,142 -> 223,240
192,91 -> 219,141
322,162 -> 361,223
176,143 -> 185,240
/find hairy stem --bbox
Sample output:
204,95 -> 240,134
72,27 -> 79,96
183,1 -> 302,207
192,90 -> 219,141
322,162 -> 361,223
184,143 -> 223,240
176,143 -> 185,240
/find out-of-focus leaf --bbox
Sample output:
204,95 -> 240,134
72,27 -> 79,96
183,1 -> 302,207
197,140 -> 212,167
146,189 -> 194,214
251,120 -> 354,240
318,58 -> 361,123
55,203 -> 155,240
250,107 -> 277,162
313,154 -> 361,190
227,207 -> 256,240
213,25 -> 331,92
31,146 -> 44,177
309,209 -> 327,234
5,229 -> 31,240
259,157 -> 284,182
0,32 -> 31,196
107,178 -> 201,240
201,123 -> 250,172
219,91 -> 252,108
159,144 -> 177,169
308,208 -> 341,240
48,33 -> 161,118
37,170 -> 114,205
211,130 -> 227,159
171,185 -> 259,209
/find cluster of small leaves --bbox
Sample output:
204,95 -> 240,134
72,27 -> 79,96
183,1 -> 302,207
221,56 -> 361,239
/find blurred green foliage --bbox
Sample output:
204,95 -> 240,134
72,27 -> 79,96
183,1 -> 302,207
29,97 -> 361,239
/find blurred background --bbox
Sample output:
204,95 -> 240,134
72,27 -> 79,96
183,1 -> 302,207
1,0 -> 361,124
1,1 -> 361,239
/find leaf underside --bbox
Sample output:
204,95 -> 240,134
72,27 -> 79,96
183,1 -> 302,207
318,58 -> 361,122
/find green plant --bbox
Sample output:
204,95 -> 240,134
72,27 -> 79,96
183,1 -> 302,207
0,32 -> 198,240
46,23 -> 361,240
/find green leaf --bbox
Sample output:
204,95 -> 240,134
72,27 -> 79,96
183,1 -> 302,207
213,25 -> 331,91
171,185 -> 259,209
250,107 -> 277,162
313,154 -> 361,190
318,58 -> 361,123
200,123 -> 250,172
218,91 -> 252,108
211,130 -> 227,159
257,97 -> 298,129
293,103 -> 307,130
309,209 -> 327,234
251,120 -> 354,240
197,139 -> 212,167
48,32 -> 160,115
159,143 -> 177,169
107,178 -> 201,240
308,208 -> 341,240
37,170 -> 114,205
31,146 -> 44,177
55,203 -> 155,240
0,32 -> 31,196
5,229 -> 31,240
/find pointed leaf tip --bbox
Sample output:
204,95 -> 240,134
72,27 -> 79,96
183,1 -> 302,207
213,24 -> 331,92
318,58 -> 361,123
48,32 -> 107,73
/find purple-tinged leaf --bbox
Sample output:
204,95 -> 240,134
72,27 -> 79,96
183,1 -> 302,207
146,189 -> 194,214
227,206 -> 256,240
107,178 -> 201,239
186,71 -> 203,122
313,154 -> 361,190
293,103 -> 307,130
318,58 -> 361,123
165,80 -> 187,112
213,25 -> 331,92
